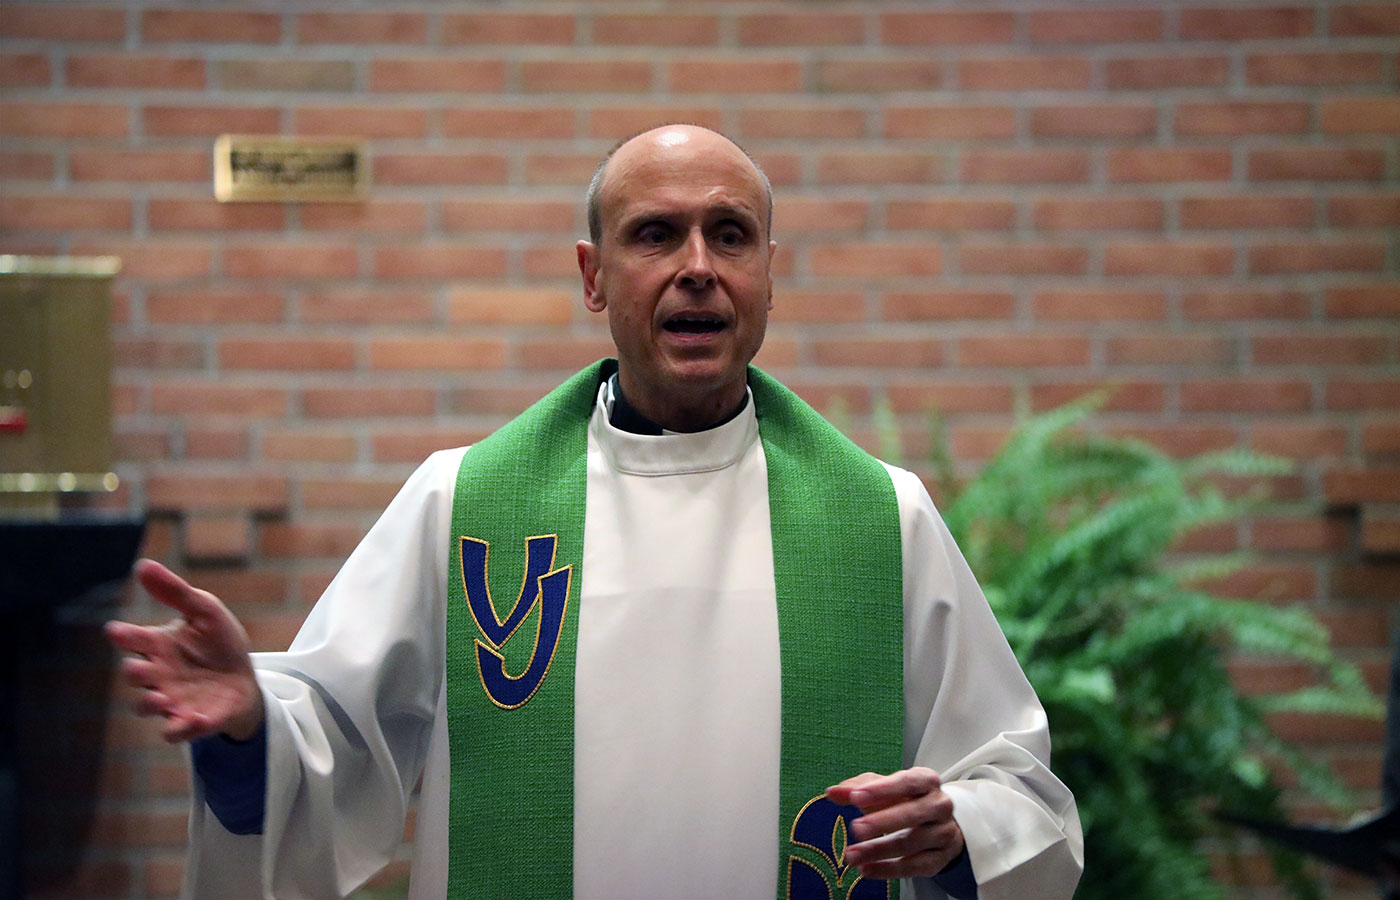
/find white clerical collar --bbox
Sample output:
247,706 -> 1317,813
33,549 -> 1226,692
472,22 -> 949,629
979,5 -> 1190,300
591,379 -> 759,477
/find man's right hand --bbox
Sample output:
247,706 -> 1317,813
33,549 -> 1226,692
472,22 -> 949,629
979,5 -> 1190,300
105,559 -> 264,744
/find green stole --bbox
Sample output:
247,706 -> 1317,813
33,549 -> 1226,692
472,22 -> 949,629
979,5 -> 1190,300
445,360 -> 903,900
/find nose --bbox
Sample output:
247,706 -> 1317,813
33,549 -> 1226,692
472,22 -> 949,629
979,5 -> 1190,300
676,230 -> 716,290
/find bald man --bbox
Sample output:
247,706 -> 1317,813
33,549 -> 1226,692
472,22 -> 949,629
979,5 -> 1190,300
108,126 -> 1082,900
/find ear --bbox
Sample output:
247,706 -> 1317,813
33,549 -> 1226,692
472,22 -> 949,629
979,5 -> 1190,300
767,240 -> 777,310
578,241 -> 606,312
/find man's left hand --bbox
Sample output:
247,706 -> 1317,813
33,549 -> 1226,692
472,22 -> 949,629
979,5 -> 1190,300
826,767 -> 965,880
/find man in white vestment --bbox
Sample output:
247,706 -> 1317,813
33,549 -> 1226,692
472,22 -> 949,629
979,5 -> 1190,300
107,125 -> 1084,900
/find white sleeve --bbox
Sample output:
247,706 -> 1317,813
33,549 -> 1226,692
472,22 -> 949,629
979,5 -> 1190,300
887,465 -> 1085,900
183,448 -> 466,900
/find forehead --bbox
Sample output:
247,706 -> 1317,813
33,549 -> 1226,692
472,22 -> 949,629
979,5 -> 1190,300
600,135 -> 767,225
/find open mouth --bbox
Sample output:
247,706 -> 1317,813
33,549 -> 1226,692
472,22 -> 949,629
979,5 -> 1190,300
663,316 -> 726,335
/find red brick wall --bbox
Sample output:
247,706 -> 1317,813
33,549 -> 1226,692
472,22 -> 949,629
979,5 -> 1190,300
2,2 -> 1396,897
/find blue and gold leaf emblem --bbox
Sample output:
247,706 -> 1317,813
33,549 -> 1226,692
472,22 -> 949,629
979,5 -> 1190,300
788,797 -> 890,900
459,534 -> 572,709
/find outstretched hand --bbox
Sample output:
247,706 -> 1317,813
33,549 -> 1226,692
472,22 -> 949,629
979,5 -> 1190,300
105,559 -> 264,744
826,767 -> 965,880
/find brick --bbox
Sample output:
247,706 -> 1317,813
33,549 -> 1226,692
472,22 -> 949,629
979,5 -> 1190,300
70,150 -> 207,183
880,12 -> 1015,45
1033,289 -> 1166,321
295,106 -> 426,138
523,60 -> 652,93
748,154 -> 806,188
372,245 -> 507,279
1325,378 -> 1400,409
960,243 -> 1088,276
453,383 -> 560,415
369,337 -> 506,371
148,199 -> 285,231
0,151 -> 53,179
260,430 -> 357,463
810,243 -> 941,278
301,201 -> 427,234
184,569 -> 289,606
0,194 -> 130,230
0,53 -> 50,86
145,857 -> 184,899
115,338 -> 203,369
1031,381 -> 1166,413
669,58 -> 801,93
883,291 -> 1015,321
587,105 -> 725,138
143,104 -> 279,136
1029,9 -> 1164,42
224,243 -> 359,279
962,149 -> 1089,184
1326,466 -> 1400,504
303,386 -> 436,418
374,428 -> 490,463
298,288 -> 434,324
116,428 -> 172,461
1365,423 -> 1400,454
1105,242 -> 1235,276
1251,515 -> 1349,553
516,337 -> 618,370
184,513 -> 251,562
1107,148 -> 1233,182
523,154 -> 597,187
370,57 -> 506,93
441,13 -> 575,45
1106,334 -> 1234,365
260,522 -> 365,558
442,107 -> 575,139
148,290 -> 284,325
1252,334 -> 1389,365
1180,7 -> 1314,39
1332,4 -> 1400,35
522,245 -> 585,278
296,12 -> 427,44
1183,288 -> 1309,320
1325,285 -> 1400,317
68,54 -> 204,89
1249,240 -> 1385,274
373,152 -> 508,185
72,239 -> 213,279
771,290 -> 866,324
818,59 -> 943,92
0,5 -> 125,40
1334,562 -> 1400,599
1033,197 -> 1163,231
1030,104 -> 1157,138
1110,425 -> 1241,458
1329,193 -> 1400,226
1322,97 -> 1400,134
1175,101 -> 1310,136
887,199 -> 1014,231
219,59 -> 354,92
773,199 -> 868,233
219,338 -> 356,371
151,383 -> 286,417
1179,195 -> 1313,229
739,105 -> 866,139
885,105 -> 1016,140
959,334 -> 1092,368
0,101 -> 127,137
1181,379 -> 1312,413
1106,56 -> 1230,89
812,338 -> 943,368
1248,147 -> 1386,181
595,14 -> 719,45
449,288 -> 574,325
959,56 -> 1092,91
1247,52 -> 1387,85
740,13 -> 864,46
1251,423 -> 1348,457
442,199 -> 574,233
242,612 -> 311,650
147,474 -> 287,512
1365,512 -> 1400,553
143,9 -> 281,43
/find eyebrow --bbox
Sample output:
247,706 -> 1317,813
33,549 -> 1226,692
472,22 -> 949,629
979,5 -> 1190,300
618,203 -> 760,233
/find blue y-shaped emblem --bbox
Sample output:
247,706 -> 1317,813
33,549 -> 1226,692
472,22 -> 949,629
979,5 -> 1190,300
789,797 -> 890,900
459,534 -> 572,709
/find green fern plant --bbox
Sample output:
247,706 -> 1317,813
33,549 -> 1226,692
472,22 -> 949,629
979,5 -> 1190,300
916,392 -> 1381,899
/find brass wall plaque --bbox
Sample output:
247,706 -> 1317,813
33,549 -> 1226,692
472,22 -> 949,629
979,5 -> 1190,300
214,135 -> 369,202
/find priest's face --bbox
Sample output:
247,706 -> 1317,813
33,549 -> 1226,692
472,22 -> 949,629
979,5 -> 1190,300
578,126 -> 776,432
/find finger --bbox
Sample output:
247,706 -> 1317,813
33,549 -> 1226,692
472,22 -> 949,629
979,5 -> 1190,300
120,656 -> 168,689
847,767 -> 941,811
826,772 -> 883,805
135,690 -> 175,719
851,789 -> 954,842
845,819 -> 961,866
136,558 -> 222,622
856,848 -> 952,881
106,620 -> 169,657
162,709 -> 217,744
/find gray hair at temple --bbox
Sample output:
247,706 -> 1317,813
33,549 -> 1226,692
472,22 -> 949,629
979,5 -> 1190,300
585,128 -> 775,245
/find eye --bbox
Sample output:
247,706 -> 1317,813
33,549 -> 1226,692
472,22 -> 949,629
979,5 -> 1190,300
636,223 -> 671,245
713,225 -> 747,248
